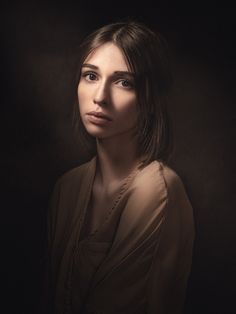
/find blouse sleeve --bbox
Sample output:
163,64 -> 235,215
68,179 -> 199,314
146,169 -> 195,314
47,178 -> 62,251
37,179 -> 62,314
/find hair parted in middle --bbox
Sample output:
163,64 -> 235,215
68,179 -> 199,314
73,19 -> 173,166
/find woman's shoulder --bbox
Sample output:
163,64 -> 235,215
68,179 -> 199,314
152,161 -> 193,223
55,156 -> 95,188
158,161 -> 187,195
137,159 -> 183,189
158,161 -> 191,206
133,160 -> 189,205
131,160 -> 194,235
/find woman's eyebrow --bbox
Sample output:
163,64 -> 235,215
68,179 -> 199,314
114,71 -> 135,78
82,63 -> 98,70
81,63 -> 134,77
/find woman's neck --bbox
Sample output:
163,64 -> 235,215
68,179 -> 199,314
95,132 -> 141,188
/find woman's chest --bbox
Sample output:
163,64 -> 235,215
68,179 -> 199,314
80,189 -> 117,240
86,198 -> 110,233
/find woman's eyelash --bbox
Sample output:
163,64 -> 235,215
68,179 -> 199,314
117,79 -> 134,88
81,72 -> 134,88
81,71 -> 97,80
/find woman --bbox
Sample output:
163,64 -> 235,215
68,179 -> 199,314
45,20 -> 195,314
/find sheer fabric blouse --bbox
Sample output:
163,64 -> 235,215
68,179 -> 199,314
47,156 -> 195,314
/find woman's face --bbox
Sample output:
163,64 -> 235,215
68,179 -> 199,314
77,42 -> 138,140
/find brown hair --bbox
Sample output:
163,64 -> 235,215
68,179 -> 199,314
73,19 -> 173,166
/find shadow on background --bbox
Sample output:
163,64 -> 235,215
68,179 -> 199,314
1,2 -> 235,314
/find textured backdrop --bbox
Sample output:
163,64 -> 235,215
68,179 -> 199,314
1,2 -> 235,314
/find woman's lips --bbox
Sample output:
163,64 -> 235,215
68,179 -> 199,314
86,112 -> 112,126
87,111 -> 112,121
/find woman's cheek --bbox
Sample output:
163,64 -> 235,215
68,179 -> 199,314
78,93 -> 88,113
114,92 -> 137,112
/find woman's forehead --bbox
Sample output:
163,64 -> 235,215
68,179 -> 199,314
83,42 -> 130,72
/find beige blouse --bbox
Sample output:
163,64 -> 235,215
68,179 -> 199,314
47,156 -> 195,314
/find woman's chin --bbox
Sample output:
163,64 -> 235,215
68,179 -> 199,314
85,127 -> 110,139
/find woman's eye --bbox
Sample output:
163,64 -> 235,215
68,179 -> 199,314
82,72 -> 97,81
117,79 -> 133,89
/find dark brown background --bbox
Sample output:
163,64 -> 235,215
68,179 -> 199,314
1,2 -> 235,314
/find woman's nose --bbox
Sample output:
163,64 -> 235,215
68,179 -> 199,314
93,81 -> 109,106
